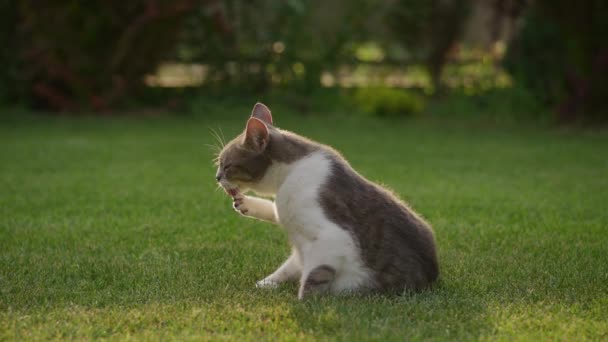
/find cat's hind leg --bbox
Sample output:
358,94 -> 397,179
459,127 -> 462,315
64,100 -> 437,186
256,251 -> 301,289
295,227 -> 372,299
298,265 -> 336,300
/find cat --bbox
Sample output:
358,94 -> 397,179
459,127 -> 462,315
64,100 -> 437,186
215,103 -> 439,299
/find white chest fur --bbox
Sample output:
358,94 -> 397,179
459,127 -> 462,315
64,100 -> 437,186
275,152 -> 330,241
273,152 -> 373,291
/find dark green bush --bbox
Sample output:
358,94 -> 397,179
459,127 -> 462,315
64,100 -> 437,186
354,87 -> 425,117
5,1 -> 194,111
426,86 -> 550,125
505,1 -> 608,123
503,8 -> 566,110
0,1 -> 23,105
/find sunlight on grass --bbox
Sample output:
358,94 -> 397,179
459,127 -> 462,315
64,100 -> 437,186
484,301 -> 608,341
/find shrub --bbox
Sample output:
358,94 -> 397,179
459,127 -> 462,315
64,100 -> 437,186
354,87 -> 425,117
6,1 -> 195,111
504,1 -> 608,123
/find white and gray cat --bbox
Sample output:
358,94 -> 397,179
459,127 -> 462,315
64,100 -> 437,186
215,103 -> 439,299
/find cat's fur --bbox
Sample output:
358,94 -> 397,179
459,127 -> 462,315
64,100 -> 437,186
215,103 -> 439,299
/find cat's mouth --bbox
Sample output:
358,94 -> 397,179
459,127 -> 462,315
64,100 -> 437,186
219,180 -> 239,197
225,187 -> 238,196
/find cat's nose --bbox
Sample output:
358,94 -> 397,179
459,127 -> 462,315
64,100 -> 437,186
215,173 -> 222,182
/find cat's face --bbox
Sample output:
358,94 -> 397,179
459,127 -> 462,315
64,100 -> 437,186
215,134 -> 271,194
215,103 -> 274,194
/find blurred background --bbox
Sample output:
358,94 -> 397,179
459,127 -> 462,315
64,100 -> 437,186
1,0 -> 607,123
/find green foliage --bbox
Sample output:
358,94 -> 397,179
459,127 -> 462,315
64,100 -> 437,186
354,87 -> 425,117
178,0 -> 373,93
384,0 -> 472,91
505,0 -> 608,123
442,59 -> 512,95
8,0 -> 605,125
384,1 -> 435,56
8,0 -> 193,111
1,108 -> 608,339
3,0 -> 542,119
503,8 -> 566,108
427,86 -> 550,125
0,1 -> 23,104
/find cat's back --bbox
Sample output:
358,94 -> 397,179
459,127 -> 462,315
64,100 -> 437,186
318,149 -> 439,291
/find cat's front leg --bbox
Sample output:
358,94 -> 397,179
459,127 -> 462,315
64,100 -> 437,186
232,193 -> 278,224
256,251 -> 301,289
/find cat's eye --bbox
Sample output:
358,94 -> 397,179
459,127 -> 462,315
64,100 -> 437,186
223,163 -> 233,171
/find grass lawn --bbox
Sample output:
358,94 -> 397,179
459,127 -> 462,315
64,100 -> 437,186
1,105 -> 607,340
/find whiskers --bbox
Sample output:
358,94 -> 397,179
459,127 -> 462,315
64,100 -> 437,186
207,126 -> 227,165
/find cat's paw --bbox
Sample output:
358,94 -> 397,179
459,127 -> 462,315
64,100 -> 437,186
256,278 -> 279,289
232,194 -> 250,215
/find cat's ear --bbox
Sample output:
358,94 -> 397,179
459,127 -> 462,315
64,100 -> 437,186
244,117 -> 269,151
251,102 -> 273,125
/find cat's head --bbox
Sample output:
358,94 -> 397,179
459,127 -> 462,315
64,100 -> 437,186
215,103 -> 275,195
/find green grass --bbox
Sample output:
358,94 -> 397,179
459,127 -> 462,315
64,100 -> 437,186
1,105 -> 607,340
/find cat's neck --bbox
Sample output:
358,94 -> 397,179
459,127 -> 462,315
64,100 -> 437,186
248,160 -> 294,196
249,129 -> 323,195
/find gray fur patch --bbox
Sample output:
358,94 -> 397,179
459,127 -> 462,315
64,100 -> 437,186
265,128 -> 319,163
318,153 -> 439,292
